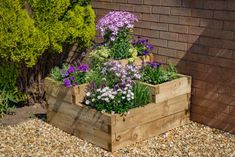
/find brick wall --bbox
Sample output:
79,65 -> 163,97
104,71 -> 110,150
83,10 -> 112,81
91,0 -> 235,133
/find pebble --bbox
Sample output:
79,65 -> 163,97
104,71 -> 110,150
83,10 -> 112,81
0,119 -> 234,157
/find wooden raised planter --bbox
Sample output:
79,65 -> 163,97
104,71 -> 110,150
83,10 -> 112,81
44,77 -> 87,105
45,74 -> 191,152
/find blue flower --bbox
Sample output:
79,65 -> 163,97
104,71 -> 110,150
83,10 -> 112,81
148,62 -> 161,68
143,50 -> 149,55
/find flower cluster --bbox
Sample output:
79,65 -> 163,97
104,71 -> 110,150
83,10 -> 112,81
96,11 -> 138,41
132,36 -> 154,56
61,64 -> 89,87
84,61 -> 140,113
140,61 -> 178,85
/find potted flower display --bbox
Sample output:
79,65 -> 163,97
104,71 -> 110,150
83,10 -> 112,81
45,11 -> 192,152
92,11 -> 154,66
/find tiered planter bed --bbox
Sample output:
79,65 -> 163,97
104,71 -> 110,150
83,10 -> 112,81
45,75 -> 192,152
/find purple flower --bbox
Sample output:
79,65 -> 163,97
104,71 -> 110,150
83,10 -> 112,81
67,66 -> 75,74
70,76 -> 75,81
61,69 -> 69,78
64,78 -> 71,87
143,50 -> 149,55
96,11 -> 138,40
78,64 -> 89,72
137,35 -> 141,39
148,62 -> 161,68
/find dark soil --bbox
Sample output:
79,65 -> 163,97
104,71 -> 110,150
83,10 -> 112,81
0,103 -> 46,126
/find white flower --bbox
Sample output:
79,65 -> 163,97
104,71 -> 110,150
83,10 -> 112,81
110,96 -> 115,99
122,96 -> 125,99
85,100 -> 90,105
86,92 -> 91,97
97,96 -> 101,99
131,96 -> 134,99
105,98 -> 110,102
123,91 -> 127,94
97,88 -> 101,92
92,98 -> 95,102
127,94 -> 131,98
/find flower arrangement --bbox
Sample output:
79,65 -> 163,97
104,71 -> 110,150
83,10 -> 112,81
140,62 -> 178,85
96,11 -> 138,41
84,61 -> 150,113
132,36 -> 154,56
93,11 -> 150,61
50,64 -> 89,87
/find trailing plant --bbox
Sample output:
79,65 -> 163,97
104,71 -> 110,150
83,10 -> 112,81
141,62 -> 178,85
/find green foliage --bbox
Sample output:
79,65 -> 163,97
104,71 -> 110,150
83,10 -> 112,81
0,0 -> 95,115
141,63 -> 178,85
50,64 -> 69,82
109,29 -> 132,60
0,63 -> 26,117
0,0 -> 95,67
89,46 -> 110,68
133,82 -> 150,108
0,0 -> 48,67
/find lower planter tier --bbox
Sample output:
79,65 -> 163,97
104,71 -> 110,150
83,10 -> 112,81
46,93 -> 190,152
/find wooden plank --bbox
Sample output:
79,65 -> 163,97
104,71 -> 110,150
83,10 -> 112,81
113,94 -> 189,132
137,75 -> 191,103
45,77 -> 87,104
48,110 -> 112,151
47,96 -> 112,133
112,111 -> 190,151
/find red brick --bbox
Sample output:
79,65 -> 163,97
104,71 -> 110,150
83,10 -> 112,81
135,5 -> 152,13
229,106 -> 235,116
160,31 -> 178,40
175,50 -> 187,58
181,0 -> 203,8
214,11 -> 235,21
208,48 -> 233,59
203,1 -> 227,10
179,16 -> 200,26
152,6 -> 171,15
161,0 -> 182,6
199,19 -> 223,29
171,8 -> 191,16
141,29 -> 159,38
168,41 -> 187,51
217,113 -> 235,125
169,24 -> 188,33
159,15 -> 179,24
188,26 -> 204,35
150,22 -> 168,31
144,0 -> 161,5
128,0 -> 143,4
223,40 -> 235,50
112,0 -> 127,2
119,4 -> 135,11
199,37 -> 222,48
202,29 -> 234,40
227,2 -> 235,11
154,54 -> 167,63
178,34 -> 199,43
224,21 -> 235,31
142,13 -> 159,22
192,9 -> 213,18
158,47 -> 176,57
149,38 -> 168,47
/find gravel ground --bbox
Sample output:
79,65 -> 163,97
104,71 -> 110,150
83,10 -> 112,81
0,119 -> 234,157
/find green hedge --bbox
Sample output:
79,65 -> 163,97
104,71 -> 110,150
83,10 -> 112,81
0,0 -> 95,115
